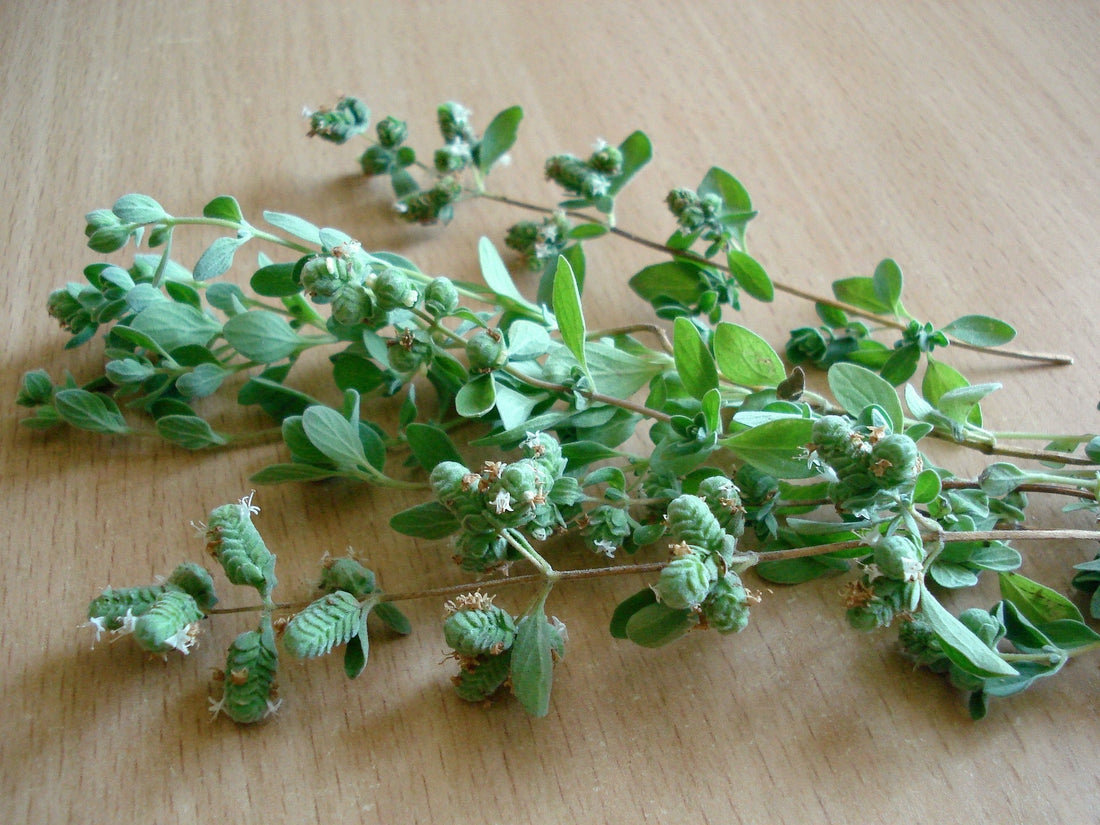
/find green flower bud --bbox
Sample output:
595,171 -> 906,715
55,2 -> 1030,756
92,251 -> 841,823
319,557 -> 376,599
846,599 -> 895,632
16,369 -> 54,407
452,649 -> 512,702
387,341 -> 426,374
166,562 -> 218,611
283,591 -> 363,659
657,555 -> 713,610
870,433 -> 921,487
205,496 -> 276,595
444,605 -> 517,656
897,617 -> 949,669
300,256 -> 351,303
46,287 -> 84,329
466,331 -> 508,372
666,494 -> 727,555
786,327 -> 830,366
307,96 -> 370,144
87,584 -> 168,635
374,268 -> 419,310
330,284 -> 375,326
703,573 -> 751,634
359,144 -> 394,177
434,141 -> 473,174
873,535 -> 925,582
424,277 -> 460,316
430,461 -> 474,503
545,154 -> 589,195
958,608 -> 1005,649
133,589 -> 205,654
521,431 -> 566,477
583,504 -> 634,557
437,101 -> 475,143
453,531 -> 511,573
376,115 -> 408,148
210,625 -> 280,724
587,143 -> 623,176
696,476 -> 746,538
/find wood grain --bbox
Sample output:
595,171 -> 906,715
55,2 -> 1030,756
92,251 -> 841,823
2,2 -> 1098,823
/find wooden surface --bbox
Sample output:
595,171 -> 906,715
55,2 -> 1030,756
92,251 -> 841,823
3,2 -> 1099,823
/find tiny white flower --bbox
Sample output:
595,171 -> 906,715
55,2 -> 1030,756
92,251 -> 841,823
522,431 -> 541,448
593,539 -> 617,558
86,615 -> 109,645
113,608 -> 139,638
492,490 -> 514,514
239,490 -> 260,515
165,623 -> 200,655
549,616 -> 569,644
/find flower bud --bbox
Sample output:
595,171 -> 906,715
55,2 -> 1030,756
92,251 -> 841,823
374,268 -> 419,310
430,461 -> 473,503
166,562 -> 218,611
444,604 -> 517,656
359,144 -> 394,177
437,102 -> 475,143
454,531 -> 511,573
307,96 -> 370,144
666,494 -> 727,555
424,277 -> 460,317
319,557 -> 376,599
434,141 -> 473,174
466,331 -> 508,372
133,589 -> 204,654
695,476 -> 746,538
330,284 -> 374,326
657,555 -> 713,610
587,143 -> 623,176
300,256 -> 350,303
870,433 -> 921,487
703,573 -> 751,633
376,115 -> 408,148
873,535 -> 925,582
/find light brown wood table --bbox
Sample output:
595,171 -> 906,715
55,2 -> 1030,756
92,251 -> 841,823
3,3 -> 1098,823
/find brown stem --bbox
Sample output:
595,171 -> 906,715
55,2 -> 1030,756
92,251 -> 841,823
504,365 -> 672,423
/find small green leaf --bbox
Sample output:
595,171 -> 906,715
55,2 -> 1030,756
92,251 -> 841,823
343,631 -> 368,679
250,261 -> 302,297
511,594 -> 555,717
698,166 -> 752,212
112,194 -> 168,224
936,383 -> 1000,426
553,257 -> 588,380
194,236 -> 248,282
130,302 -> 221,352
726,249 -> 773,302
713,322 -> 786,386
920,585 -> 1018,678
720,417 -> 816,478
455,373 -> 497,418
999,572 -> 1085,625
405,423 -> 464,471
942,315 -> 1016,347
222,310 -> 303,364
493,383 -> 540,431
175,363 -> 228,399
389,500 -> 460,539
478,236 -> 526,303
607,131 -> 652,196
155,415 -> 228,449
263,211 -> 322,245
54,390 -> 129,434
879,344 -> 921,386
477,105 -> 522,173
610,588 -> 658,639
629,260 -> 707,306
624,602 -> 695,647
371,602 -> 412,635
250,463 -> 338,484
832,277 -> 892,315
673,318 -> 719,399
871,259 -> 903,313
912,468 -> 942,503
828,363 -> 904,432
302,405 -> 368,471
203,195 -> 244,223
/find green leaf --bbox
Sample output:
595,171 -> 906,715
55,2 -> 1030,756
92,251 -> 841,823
511,594 -> 555,717
175,363 -> 228,399
54,389 -> 129,434
455,373 -> 497,418
371,602 -> 412,635
912,468 -> 942,504
155,415 -> 228,449
871,259 -> 903,313
720,417 -> 816,478
673,318 -> 719,399
388,500 -> 460,539
827,362 -> 904,432
112,194 -> 168,224
610,588 -> 659,639
194,235 -> 248,281
477,105 -> 522,173
726,250 -> 773,301
130,302 -> 221,352
755,555 -> 850,584
936,383 -> 1000,426
1038,619 -> 1100,651
478,236 -> 526,304
202,195 -> 244,223
263,211 -> 322,245
698,166 -> 752,212
999,572 -> 1085,625
552,256 -> 588,381
249,463 -> 339,484
405,423 -> 464,471
624,602 -> 695,647
629,260 -> 707,306
942,315 -> 1016,347
493,383 -> 539,431
919,585 -> 1018,678
879,344 -> 921,386
922,357 -> 982,426
583,342 -> 664,399
238,375 -> 319,421
832,277 -> 892,315
343,631 -> 368,679
302,405 -> 369,471
607,131 -> 652,196
222,310 -> 303,363
713,322 -> 786,387
250,261 -> 302,297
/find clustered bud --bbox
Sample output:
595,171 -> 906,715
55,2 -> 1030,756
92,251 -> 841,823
809,415 -> 922,510
545,141 -> 623,201
395,175 -> 462,224
504,212 -> 572,270
306,96 -> 370,144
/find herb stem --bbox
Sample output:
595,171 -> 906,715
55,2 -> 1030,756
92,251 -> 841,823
503,366 -> 672,423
